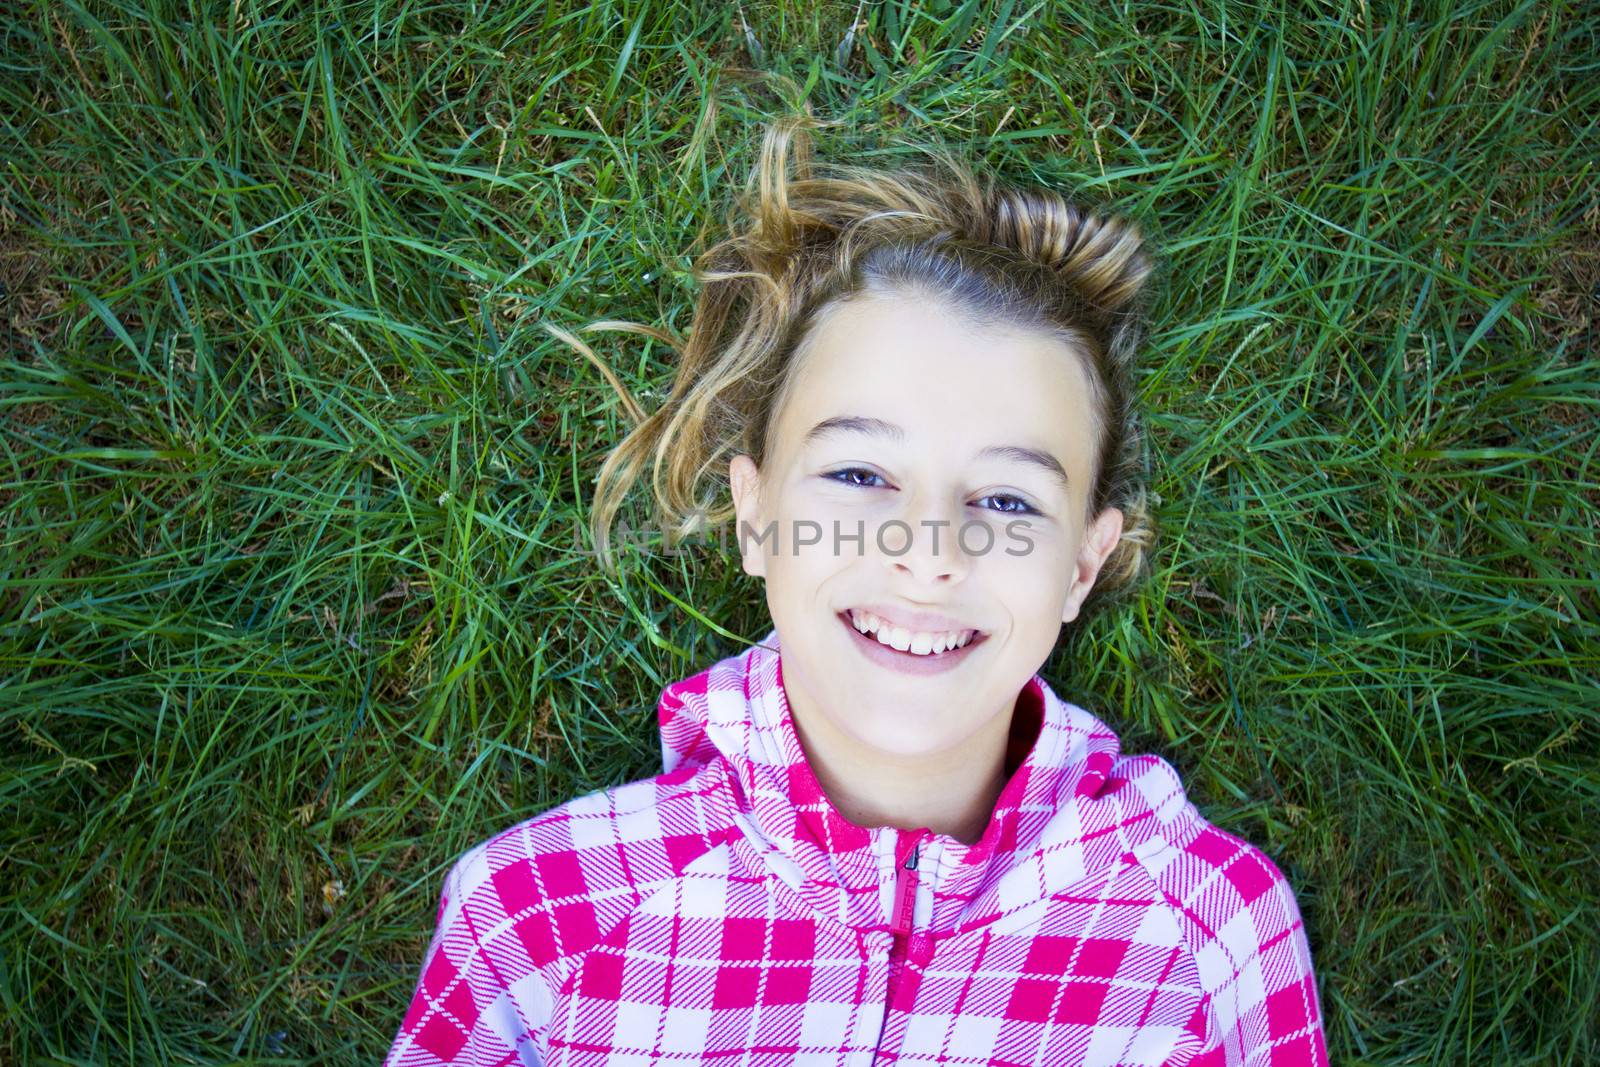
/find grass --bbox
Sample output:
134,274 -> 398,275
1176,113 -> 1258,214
2,0 -> 1596,1062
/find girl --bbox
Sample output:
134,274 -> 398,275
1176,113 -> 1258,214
384,113 -> 1329,1066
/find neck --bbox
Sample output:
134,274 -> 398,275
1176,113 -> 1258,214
784,685 -> 1017,846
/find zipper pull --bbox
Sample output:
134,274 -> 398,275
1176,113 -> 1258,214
890,829 -> 928,939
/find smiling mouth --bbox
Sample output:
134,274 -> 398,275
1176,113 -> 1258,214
840,608 -> 987,657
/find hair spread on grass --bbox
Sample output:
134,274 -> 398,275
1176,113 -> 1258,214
551,112 -> 1158,604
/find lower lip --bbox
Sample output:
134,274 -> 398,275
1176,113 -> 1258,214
838,611 -> 987,676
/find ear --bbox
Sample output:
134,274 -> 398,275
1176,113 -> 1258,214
1061,507 -> 1124,624
728,454 -> 767,579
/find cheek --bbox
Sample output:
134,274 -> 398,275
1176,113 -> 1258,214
993,569 -> 1064,615
771,491 -> 877,567
759,522 -> 850,598
785,483 -> 875,532
977,536 -> 1076,611
976,517 -> 1070,570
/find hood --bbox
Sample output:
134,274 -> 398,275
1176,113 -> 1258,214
657,627 -> 1201,945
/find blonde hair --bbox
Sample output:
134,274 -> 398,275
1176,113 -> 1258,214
552,112 -> 1159,608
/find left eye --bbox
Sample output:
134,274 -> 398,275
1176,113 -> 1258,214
823,468 -> 1039,515
976,493 -> 1039,515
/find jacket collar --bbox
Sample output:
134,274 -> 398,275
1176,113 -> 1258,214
659,627 -> 1134,939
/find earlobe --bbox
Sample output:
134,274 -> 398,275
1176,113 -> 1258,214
728,454 -> 766,579
1060,507 -> 1125,625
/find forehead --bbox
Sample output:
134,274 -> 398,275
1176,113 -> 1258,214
770,289 -> 1099,473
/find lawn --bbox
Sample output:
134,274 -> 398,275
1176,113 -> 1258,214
2,1 -> 1596,1063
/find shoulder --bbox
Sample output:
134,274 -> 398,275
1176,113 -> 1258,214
1148,814 -> 1309,975
1108,764 -> 1325,1059
444,761 -> 733,981
1067,729 -> 1326,1061
1103,754 -> 1313,987
387,766 -> 734,1064
1113,758 -> 1312,959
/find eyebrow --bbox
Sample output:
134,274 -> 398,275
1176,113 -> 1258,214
803,415 -> 1071,491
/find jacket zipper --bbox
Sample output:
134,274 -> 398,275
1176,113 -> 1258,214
885,827 -> 930,1012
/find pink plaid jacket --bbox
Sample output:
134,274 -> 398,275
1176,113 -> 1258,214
384,630 -> 1328,1066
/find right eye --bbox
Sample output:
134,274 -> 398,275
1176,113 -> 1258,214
822,467 -> 888,489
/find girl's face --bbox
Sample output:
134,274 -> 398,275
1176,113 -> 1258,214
729,287 -> 1124,761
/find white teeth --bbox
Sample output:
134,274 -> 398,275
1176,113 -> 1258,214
847,610 -> 977,656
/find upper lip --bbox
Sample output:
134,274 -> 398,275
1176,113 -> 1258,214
844,604 -> 985,636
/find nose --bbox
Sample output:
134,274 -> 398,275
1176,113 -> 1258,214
883,496 -> 973,585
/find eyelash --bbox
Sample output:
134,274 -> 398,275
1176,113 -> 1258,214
822,467 -> 1042,516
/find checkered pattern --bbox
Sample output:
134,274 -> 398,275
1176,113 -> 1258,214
384,628 -> 1328,1065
